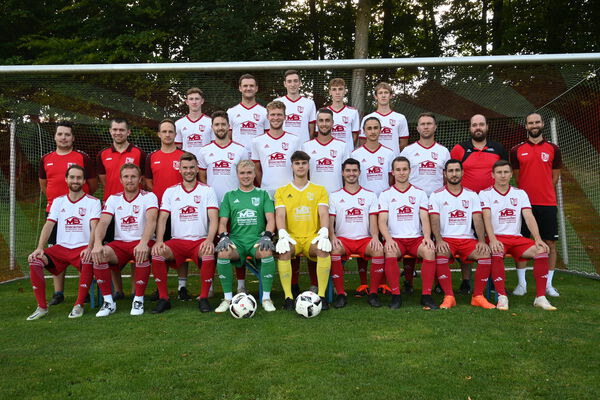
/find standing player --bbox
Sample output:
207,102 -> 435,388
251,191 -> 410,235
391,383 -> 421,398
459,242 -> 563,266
329,158 -> 383,308
213,160 -> 278,312
27,165 -> 100,320
377,157 -> 438,310
275,151 -> 332,311
38,121 -> 97,306
480,160 -> 556,310
359,82 -> 409,154
175,87 -> 213,159
227,74 -> 268,158
151,152 -> 218,313
90,163 -> 158,316
274,70 -> 316,143
327,78 -> 360,154
510,113 -> 562,297
429,159 -> 493,309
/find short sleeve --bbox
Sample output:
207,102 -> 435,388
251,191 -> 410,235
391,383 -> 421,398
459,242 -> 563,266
351,110 -> 360,133
471,192 -> 482,213
317,186 -> 328,206
263,190 -> 275,214
552,144 -> 562,169
96,150 -> 106,175
90,199 -> 101,220
479,191 -> 491,209
38,155 -> 47,179
368,193 -> 379,215
145,155 -> 153,179
328,194 -> 337,216
377,191 -> 390,213
145,192 -> 159,210
83,152 -> 97,179
160,188 -> 172,212
206,186 -> 219,209
251,137 -> 259,161
197,150 -> 208,169
47,198 -> 60,221
520,189 -> 532,209
418,190 -> 429,211
274,187 -> 284,208
102,195 -> 116,215
398,115 -> 409,138
428,193 -> 440,214
219,192 -> 231,218
308,101 -> 316,123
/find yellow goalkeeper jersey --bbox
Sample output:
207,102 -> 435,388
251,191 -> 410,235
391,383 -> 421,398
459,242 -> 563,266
274,181 -> 329,238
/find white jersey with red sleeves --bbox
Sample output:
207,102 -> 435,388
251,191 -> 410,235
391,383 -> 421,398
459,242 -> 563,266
479,185 -> 532,236
301,137 -> 349,193
400,141 -> 450,196
160,182 -> 218,240
274,95 -> 316,143
428,186 -> 482,239
227,103 -> 268,157
329,186 -> 378,240
175,114 -> 214,159
47,194 -> 101,249
329,105 -> 359,154
351,144 -> 395,196
197,140 -> 249,203
359,111 -> 409,154
102,190 -> 158,242
251,131 -> 300,196
378,185 -> 428,239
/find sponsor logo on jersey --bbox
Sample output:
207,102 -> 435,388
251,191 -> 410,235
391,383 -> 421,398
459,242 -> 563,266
345,207 -> 364,223
125,157 -> 135,163
462,200 -> 469,209
449,209 -> 466,218
251,197 -> 260,206
295,206 -> 310,215
499,207 -> 517,224
106,157 -> 113,161
121,215 -> 137,224
420,160 -> 436,168
180,205 -> 197,214
65,216 -> 84,232
79,207 -> 86,216
179,205 -> 199,221
499,208 -> 515,217
397,205 -> 413,214
541,152 -> 550,162
367,166 -> 382,174
332,124 -> 345,133
187,133 -> 203,142
510,198 -> 518,206
346,207 -> 363,216
241,121 -> 257,129
317,157 -> 333,166
66,216 -> 82,225
287,114 -> 301,121
395,205 -> 414,222
237,209 -> 257,219
269,152 -> 285,160
381,127 -> 392,134
214,160 -> 231,168
133,205 -> 140,214
172,161 -> 180,170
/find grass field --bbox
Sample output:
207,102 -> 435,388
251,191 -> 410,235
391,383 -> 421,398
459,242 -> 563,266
1,269 -> 599,400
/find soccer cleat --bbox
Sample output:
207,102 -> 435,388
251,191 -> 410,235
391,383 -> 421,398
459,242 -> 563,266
378,284 -> 392,295
367,293 -> 382,308
178,287 -> 192,301
309,285 -> 319,294
262,299 -> 276,312
199,298 -> 211,313
333,294 -> 348,309
496,295 -> 509,311
320,296 -> 330,311
389,294 -> 402,309
236,286 -> 247,295
113,291 -> 125,301
147,290 -> 160,302
49,292 -> 64,306
130,300 -> 144,316
459,280 -> 471,295
283,298 -> 295,311
214,299 -> 232,313
95,301 -> 116,317
440,295 -> 457,309
354,284 -> 369,298
403,281 -> 414,294
291,284 -> 301,299
533,296 -> 557,311
546,286 -> 560,297
151,298 -> 171,314
68,304 -> 84,319
512,284 -> 527,296
471,295 -> 496,309
27,306 -> 48,321
420,295 -> 439,310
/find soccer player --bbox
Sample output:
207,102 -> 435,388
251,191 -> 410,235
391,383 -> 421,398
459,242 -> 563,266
510,112 -> 562,297
327,78 -> 360,154
213,160 -> 277,312
377,156 -> 438,310
359,82 -> 409,154
175,87 -> 213,158
27,165 -> 100,320
329,158 -> 383,308
480,160 -> 556,310
227,74 -> 268,158
429,159 -> 493,310
90,163 -> 158,316
275,151 -> 332,311
38,121 -> 97,306
151,152 -> 218,313
251,100 -> 301,198
274,70 -> 316,143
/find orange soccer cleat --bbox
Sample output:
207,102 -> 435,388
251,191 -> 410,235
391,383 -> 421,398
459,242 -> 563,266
440,295 -> 457,309
471,295 -> 496,309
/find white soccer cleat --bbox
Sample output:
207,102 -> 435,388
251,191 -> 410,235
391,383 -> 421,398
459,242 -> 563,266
130,300 -> 144,316
496,295 -> 509,311
27,306 -> 48,321
512,284 -> 527,296
546,286 -> 560,297
262,299 -> 276,312
214,299 -> 232,313
95,301 -> 116,317
68,304 -> 84,319
533,296 -> 557,311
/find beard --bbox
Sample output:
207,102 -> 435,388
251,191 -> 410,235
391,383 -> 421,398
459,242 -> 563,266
471,131 -> 487,142
68,183 -> 82,192
527,128 -> 543,138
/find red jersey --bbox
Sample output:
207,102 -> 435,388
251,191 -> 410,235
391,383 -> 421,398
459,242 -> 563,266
145,149 -> 185,202
510,139 -> 561,206
450,139 -> 507,193
96,143 -> 147,200
39,150 -> 96,212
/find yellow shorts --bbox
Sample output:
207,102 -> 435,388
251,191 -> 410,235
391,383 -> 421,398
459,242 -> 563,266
293,236 -> 317,262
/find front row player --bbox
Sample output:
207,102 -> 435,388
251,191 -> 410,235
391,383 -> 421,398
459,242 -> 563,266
480,160 -> 556,310
91,163 -> 158,317
27,165 -> 101,320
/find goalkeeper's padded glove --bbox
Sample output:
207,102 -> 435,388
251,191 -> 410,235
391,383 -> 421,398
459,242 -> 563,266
215,232 -> 236,252
311,227 -> 332,252
254,231 -> 275,251
275,229 -> 296,254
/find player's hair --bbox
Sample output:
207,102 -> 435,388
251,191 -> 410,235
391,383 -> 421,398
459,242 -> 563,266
266,100 -> 286,113
110,117 -> 129,129
342,157 -> 360,171
417,112 -> 437,124
238,73 -> 257,85
444,158 -> 463,171
237,160 -> 256,172
65,164 -> 85,178
317,108 -> 334,118
363,116 -> 381,129
211,110 -> 229,124
392,156 -> 411,170
56,120 -> 74,133
329,78 -> 346,89
374,82 -> 393,94
291,150 -> 310,162
119,162 -> 141,176
186,87 -> 205,99
470,114 -> 488,125
284,69 -> 300,79
492,159 -> 512,171
158,118 -> 176,131
180,151 -> 198,163
525,112 -> 543,122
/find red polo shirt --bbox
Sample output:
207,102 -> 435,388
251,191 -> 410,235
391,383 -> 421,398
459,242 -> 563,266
97,143 -> 147,200
145,149 -> 185,202
450,139 -> 508,193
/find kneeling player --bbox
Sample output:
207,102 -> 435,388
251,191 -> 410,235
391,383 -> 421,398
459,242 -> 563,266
480,160 -> 555,310
91,164 -> 158,316
378,157 -> 437,309
329,158 -> 383,308
27,165 -> 100,320
214,160 -> 277,312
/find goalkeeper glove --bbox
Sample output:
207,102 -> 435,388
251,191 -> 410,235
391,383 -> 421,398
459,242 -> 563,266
254,231 -> 275,251
311,227 -> 332,252
275,229 -> 296,254
215,232 -> 236,252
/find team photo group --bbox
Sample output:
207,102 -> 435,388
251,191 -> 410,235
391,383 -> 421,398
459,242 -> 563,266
26,69 -> 562,320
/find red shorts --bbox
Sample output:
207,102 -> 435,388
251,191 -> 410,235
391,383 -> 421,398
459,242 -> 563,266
444,237 -> 478,260
391,237 -> 424,258
494,235 -> 535,262
106,240 -> 155,270
337,237 -> 373,260
164,238 -> 205,267
44,245 -> 87,274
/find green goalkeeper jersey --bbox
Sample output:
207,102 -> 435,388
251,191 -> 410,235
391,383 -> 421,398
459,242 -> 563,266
219,187 -> 274,246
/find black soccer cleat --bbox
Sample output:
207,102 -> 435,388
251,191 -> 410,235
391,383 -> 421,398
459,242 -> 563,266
420,294 -> 439,310
320,296 -> 329,311
199,298 -> 211,313
389,294 -> 402,309
291,284 -> 301,299
178,287 -> 192,301
403,281 -> 414,294
283,298 -> 295,311
459,279 -> 471,295
367,293 -> 382,308
333,294 -> 348,309
49,292 -> 64,306
151,298 -> 171,314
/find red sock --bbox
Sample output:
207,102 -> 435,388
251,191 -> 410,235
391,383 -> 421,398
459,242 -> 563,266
369,257 -> 385,294
152,255 -> 169,300
474,258 -> 492,296
29,259 -> 47,308
75,261 -> 93,306
330,255 -> 345,295
403,257 -> 416,284
93,263 -> 112,296
200,255 -> 216,298
291,257 -> 300,285
134,261 -> 151,297
421,259 -> 435,295
307,259 -> 318,286
385,257 -> 401,295
436,257 -> 454,296
235,265 -> 246,280
491,254 -> 506,296
357,258 -> 368,285
533,253 -> 549,297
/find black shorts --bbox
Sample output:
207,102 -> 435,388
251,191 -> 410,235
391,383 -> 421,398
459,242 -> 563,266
521,205 -> 558,241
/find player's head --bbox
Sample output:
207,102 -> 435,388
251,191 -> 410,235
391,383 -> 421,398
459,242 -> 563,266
283,70 -> 301,95
469,114 -> 488,142
211,110 -> 230,140
416,112 -> 437,139
363,117 -> 381,142
157,118 -> 176,145
185,87 -> 205,113
179,152 -> 198,183
444,158 -> 463,185
374,82 -> 393,106
329,78 -> 347,103
109,117 -> 131,145
290,150 -> 310,178
236,160 -> 256,189
342,157 -> 360,186
391,156 -> 411,184
266,100 -> 286,131
238,74 -> 258,100
491,159 -> 512,186
54,121 -> 74,151
525,112 -> 545,138
316,108 -> 334,136
119,163 -> 142,193
65,164 -> 85,193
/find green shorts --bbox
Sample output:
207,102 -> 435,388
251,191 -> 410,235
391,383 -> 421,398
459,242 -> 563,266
230,237 -> 259,268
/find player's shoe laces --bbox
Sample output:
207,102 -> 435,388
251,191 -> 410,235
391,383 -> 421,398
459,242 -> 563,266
178,287 -> 192,301
440,295 -> 457,309
389,294 -> 402,309
320,296 -> 329,311
283,297 -> 294,311
199,298 -> 211,313
420,295 -> 439,310
151,298 -> 171,314
95,301 -> 116,317
333,294 -> 347,309
511,284 -> 527,296
403,281 -> 414,294
546,286 -> 560,297
496,295 -> 509,311
459,280 -> 471,295
471,295 -> 496,309
262,299 -> 276,312
49,292 -> 64,306
354,284 -> 369,298
367,293 -> 382,308
27,306 -> 48,321
533,296 -> 557,310
68,304 -> 84,319
130,300 -> 144,316
215,299 -> 232,313
309,285 -> 319,294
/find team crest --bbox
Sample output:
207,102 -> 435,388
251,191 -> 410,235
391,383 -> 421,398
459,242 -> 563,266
253,113 -> 260,121
199,125 -> 206,132
67,162 -> 75,167
282,142 -> 289,151
541,152 -> 550,162
228,152 -> 235,160
409,196 -> 416,204
307,192 -> 315,201
297,106 -> 304,113
125,157 -> 135,163
431,152 -> 438,160
510,198 -> 518,206
194,195 -> 201,204
78,207 -> 86,216
172,161 -> 180,170
251,197 -> 260,206
389,119 -> 396,126
330,149 -> 337,158
462,200 -> 469,209
378,157 -> 384,165
342,116 -> 349,123
358,198 -> 365,206
133,205 -> 140,214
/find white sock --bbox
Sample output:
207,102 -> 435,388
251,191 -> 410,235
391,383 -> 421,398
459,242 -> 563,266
178,278 -> 187,290
103,294 -> 114,304
262,292 -> 271,301
547,270 -> 555,287
224,292 -> 233,301
133,295 -> 144,303
237,279 -> 246,289
517,268 -> 527,286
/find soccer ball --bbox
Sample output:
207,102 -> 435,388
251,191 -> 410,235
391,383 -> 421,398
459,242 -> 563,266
295,291 -> 322,318
229,293 -> 257,319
